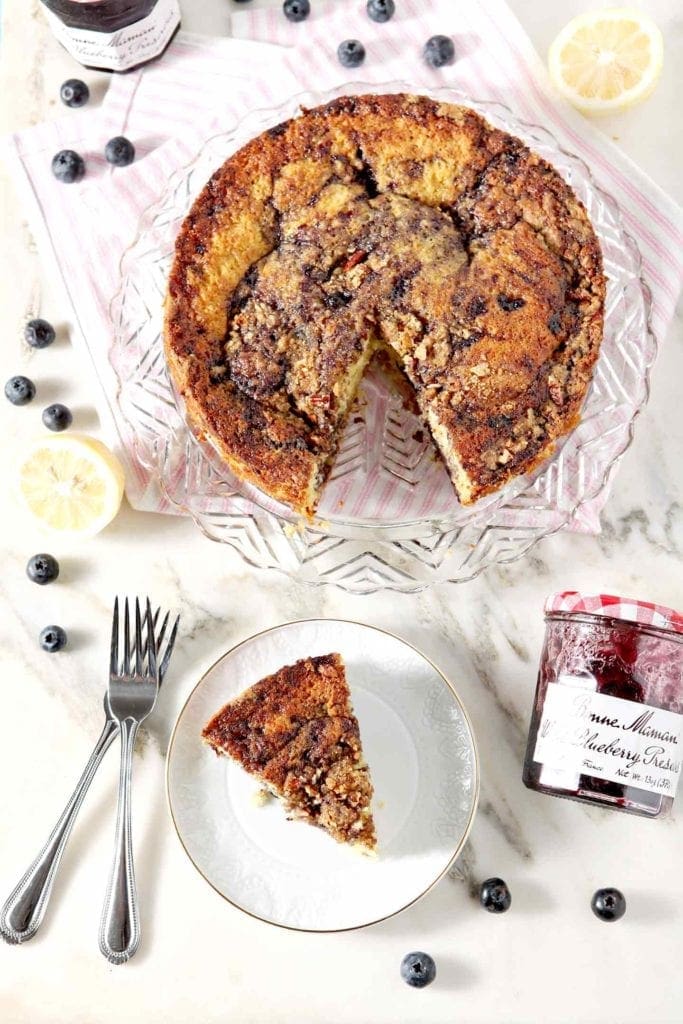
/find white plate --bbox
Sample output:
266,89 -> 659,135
166,619 -> 479,932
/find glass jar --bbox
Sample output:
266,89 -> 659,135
523,592 -> 683,817
40,0 -> 181,72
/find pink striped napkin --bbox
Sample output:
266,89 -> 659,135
3,0 -> 682,531
3,34 -> 298,510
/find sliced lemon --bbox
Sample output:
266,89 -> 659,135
18,433 -> 125,537
548,8 -> 664,115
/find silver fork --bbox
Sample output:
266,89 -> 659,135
0,604 -> 178,947
98,597 -> 169,965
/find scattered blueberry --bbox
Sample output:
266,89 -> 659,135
104,136 -> 136,167
400,952 -> 436,989
51,149 -> 85,184
479,877 -> 512,914
424,34 -> 455,68
42,403 -> 73,432
39,625 -> 67,653
26,553 -> 60,586
5,376 -> 36,406
25,318 -> 56,349
367,0 -> 395,22
591,887 -> 626,922
337,39 -> 366,68
283,0 -> 310,22
60,79 -> 90,108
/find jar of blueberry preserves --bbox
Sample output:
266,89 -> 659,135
40,0 -> 181,72
523,592 -> 683,817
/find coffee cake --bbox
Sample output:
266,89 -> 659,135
202,653 -> 376,852
165,93 -> 605,514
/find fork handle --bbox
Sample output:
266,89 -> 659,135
99,717 -> 141,964
0,719 -> 118,944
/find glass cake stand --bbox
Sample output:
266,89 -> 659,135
109,81 -> 655,594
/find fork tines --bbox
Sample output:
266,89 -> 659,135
110,597 -> 179,681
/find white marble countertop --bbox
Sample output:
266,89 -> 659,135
0,2 -> 682,1022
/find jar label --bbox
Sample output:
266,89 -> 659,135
44,0 -> 180,72
534,680 -> 683,797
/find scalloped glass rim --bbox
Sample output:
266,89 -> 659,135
109,80 -> 655,591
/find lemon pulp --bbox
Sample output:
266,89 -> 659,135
548,8 -> 664,115
18,434 -> 125,536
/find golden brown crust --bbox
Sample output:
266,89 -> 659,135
202,654 -> 376,852
165,93 -> 605,513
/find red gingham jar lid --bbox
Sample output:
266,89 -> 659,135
545,591 -> 683,635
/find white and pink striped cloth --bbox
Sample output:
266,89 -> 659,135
3,0 -> 682,526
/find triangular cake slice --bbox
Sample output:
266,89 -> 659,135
202,653 -> 376,853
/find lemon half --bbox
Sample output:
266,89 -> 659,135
549,8 -> 664,115
18,433 -> 125,537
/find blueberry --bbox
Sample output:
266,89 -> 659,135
479,877 -> 512,913
283,0 -> 310,22
51,149 -> 85,184
548,312 -> 563,334
497,294 -> 525,312
27,553 -> 60,585
40,625 -> 67,653
42,403 -> 73,432
5,376 -> 36,406
591,887 -> 626,922
105,136 -> 136,167
337,39 -> 366,68
424,34 -> 455,68
325,290 -> 352,309
25,318 -> 56,349
60,79 -> 90,108
400,952 -> 436,988
367,0 -> 395,22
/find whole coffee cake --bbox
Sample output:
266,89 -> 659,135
165,93 -> 605,514
202,653 -> 377,852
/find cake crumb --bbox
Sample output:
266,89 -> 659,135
251,787 -> 272,808
283,520 -> 307,538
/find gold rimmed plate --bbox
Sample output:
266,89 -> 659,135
166,619 -> 479,932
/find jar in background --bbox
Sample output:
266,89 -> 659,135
523,592 -> 683,818
40,0 -> 181,73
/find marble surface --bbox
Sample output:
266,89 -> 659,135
0,2 -> 682,1022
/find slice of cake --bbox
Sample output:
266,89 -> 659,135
202,653 -> 377,853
